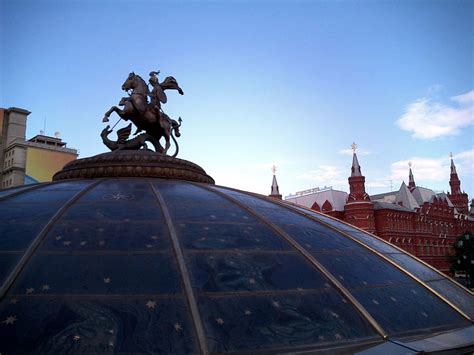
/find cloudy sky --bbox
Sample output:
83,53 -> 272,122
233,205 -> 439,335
1,0 -> 473,198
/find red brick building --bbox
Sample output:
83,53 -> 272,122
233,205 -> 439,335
286,153 -> 474,274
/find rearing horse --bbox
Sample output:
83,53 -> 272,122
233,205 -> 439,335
102,72 -> 182,155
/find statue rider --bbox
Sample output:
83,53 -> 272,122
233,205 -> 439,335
149,71 -> 167,114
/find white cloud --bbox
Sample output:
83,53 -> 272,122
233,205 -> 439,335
389,149 -> 474,184
298,165 -> 347,187
396,90 -> 474,139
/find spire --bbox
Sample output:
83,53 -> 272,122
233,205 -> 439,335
449,153 -> 461,195
351,142 -> 361,177
450,152 -> 457,174
344,143 -> 374,233
448,153 -> 469,214
347,143 -> 369,203
408,161 -> 416,192
269,165 -> 282,200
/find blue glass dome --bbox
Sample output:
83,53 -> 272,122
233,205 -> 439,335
0,177 -> 473,353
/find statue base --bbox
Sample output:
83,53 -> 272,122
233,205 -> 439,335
53,150 -> 215,184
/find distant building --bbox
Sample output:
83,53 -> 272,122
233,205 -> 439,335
0,107 -> 78,188
285,151 -> 474,274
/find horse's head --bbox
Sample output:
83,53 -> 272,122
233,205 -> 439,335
122,72 -> 136,92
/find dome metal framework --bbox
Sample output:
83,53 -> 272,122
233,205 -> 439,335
0,176 -> 473,354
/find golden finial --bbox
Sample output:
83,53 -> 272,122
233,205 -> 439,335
408,161 -> 412,168
351,142 -> 358,153
449,152 -> 453,159
271,165 -> 277,175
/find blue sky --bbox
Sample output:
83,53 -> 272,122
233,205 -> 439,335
1,0 -> 473,198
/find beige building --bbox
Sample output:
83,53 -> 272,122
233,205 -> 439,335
0,107 -> 78,188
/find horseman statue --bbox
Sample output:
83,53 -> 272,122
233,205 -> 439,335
102,70 -> 184,157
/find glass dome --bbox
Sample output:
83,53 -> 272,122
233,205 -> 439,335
0,177 -> 473,354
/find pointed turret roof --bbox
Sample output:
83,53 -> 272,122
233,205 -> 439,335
408,162 -> 416,191
450,155 -> 457,174
351,153 -> 362,177
269,165 -> 282,200
271,174 -> 280,195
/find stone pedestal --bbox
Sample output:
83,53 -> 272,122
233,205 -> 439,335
53,150 -> 214,184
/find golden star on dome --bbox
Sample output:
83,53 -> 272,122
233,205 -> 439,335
174,323 -> 182,331
3,315 -> 17,325
215,318 -> 224,325
146,300 -> 156,309
73,335 -> 81,341
103,277 -> 112,284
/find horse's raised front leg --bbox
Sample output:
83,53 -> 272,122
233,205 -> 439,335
102,106 -> 121,122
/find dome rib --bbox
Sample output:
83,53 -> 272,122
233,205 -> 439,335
148,180 -> 208,354
193,182 -> 389,340
234,189 -> 474,324
0,180 -> 103,301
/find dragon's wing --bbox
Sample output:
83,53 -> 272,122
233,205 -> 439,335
117,124 -> 132,141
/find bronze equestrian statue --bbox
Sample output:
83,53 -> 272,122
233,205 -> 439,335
102,71 -> 183,157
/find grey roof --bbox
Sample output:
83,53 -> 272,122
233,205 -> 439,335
395,182 -> 420,210
373,200 -> 414,212
412,186 -> 437,205
285,188 -> 348,211
0,178 -> 473,353
370,191 -> 398,202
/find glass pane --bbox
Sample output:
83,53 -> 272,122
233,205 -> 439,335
288,206 -> 400,254
91,179 -> 151,191
78,181 -> 156,203
0,185 -> 35,199
187,252 -> 328,293
426,279 -> 474,319
43,221 -> 171,252
0,203 -> 62,221
0,253 -> 21,287
0,222 -> 51,251
386,253 -> 442,281
198,291 -> 377,352
12,254 -> 182,295
176,222 -> 291,251
315,253 -> 413,288
0,296 -> 197,354
156,181 -> 229,203
352,283 -> 469,336
5,190 -> 80,203
213,187 -> 277,208
37,180 -> 94,191
277,224 -> 367,253
61,201 -> 163,222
